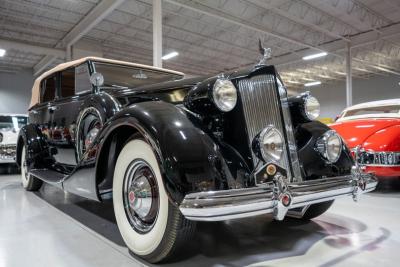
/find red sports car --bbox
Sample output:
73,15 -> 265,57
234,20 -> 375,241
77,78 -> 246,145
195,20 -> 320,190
330,99 -> 400,180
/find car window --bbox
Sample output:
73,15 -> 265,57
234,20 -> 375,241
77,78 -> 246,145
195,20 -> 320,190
0,116 -> 13,130
41,75 -> 57,103
0,116 -> 27,130
15,116 -> 28,128
75,64 -> 91,94
60,68 -> 75,98
344,105 -> 400,117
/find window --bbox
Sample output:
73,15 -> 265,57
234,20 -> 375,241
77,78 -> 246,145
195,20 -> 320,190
60,68 -> 75,98
41,75 -> 56,103
0,116 -> 27,130
75,64 -> 91,94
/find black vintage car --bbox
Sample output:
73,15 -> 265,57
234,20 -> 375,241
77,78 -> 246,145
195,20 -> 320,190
17,56 -> 377,263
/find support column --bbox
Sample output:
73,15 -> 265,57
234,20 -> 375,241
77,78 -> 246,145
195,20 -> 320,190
153,0 -> 162,68
346,42 -> 352,107
66,45 -> 72,61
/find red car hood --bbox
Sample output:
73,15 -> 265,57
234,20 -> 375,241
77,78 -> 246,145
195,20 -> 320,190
330,119 -> 400,149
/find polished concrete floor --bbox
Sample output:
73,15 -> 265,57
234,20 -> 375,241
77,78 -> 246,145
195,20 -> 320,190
0,173 -> 399,267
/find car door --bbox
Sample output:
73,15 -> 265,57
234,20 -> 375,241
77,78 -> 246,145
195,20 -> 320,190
29,74 -> 57,146
49,64 -> 92,171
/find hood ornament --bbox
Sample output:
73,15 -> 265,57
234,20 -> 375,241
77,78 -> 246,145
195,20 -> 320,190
257,39 -> 272,66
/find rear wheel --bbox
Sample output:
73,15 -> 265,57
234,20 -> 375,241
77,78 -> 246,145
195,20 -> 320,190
21,147 -> 42,191
113,139 -> 195,263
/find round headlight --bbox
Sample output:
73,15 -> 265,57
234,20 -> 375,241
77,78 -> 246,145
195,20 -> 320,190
212,79 -> 237,112
304,95 -> 320,120
316,130 -> 342,163
258,127 -> 284,162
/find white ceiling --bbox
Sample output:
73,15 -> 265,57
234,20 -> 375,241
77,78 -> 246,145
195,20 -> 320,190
0,0 -> 400,89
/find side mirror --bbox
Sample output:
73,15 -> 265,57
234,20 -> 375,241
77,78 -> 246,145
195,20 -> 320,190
90,72 -> 104,87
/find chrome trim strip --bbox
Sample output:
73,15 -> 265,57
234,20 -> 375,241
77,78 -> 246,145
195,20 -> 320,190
358,151 -> 400,166
179,174 -> 377,221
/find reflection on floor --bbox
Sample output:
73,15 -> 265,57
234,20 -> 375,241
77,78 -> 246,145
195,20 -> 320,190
0,174 -> 399,267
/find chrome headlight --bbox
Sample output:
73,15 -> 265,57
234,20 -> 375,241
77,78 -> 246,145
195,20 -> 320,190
212,79 -> 237,112
316,130 -> 342,163
304,94 -> 320,120
257,126 -> 284,162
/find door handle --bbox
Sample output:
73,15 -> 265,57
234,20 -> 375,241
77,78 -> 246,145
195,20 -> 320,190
48,106 -> 58,111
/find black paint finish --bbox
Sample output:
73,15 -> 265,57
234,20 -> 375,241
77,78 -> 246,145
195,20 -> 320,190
17,59 -> 354,206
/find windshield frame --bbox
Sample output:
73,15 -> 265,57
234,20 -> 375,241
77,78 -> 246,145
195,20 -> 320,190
91,61 -> 184,90
343,105 -> 400,118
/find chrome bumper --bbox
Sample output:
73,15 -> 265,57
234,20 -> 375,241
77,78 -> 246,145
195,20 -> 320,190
0,145 -> 17,163
179,171 -> 377,221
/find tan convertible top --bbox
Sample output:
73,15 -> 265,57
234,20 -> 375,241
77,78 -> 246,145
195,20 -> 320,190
29,57 -> 185,108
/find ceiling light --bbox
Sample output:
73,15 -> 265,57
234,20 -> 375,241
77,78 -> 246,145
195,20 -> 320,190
304,81 -> 321,87
334,71 -> 346,76
162,51 -> 179,60
302,52 -> 328,60
354,67 -> 369,72
0,49 -> 6,57
286,80 -> 301,84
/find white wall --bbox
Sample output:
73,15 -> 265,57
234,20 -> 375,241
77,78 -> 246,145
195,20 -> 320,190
296,74 -> 400,119
0,69 -> 34,115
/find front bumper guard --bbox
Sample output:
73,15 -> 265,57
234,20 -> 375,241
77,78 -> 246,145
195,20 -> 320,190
179,171 -> 377,221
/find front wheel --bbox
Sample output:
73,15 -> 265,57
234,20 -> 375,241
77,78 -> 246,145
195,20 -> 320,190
113,139 -> 195,263
20,146 -> 42,191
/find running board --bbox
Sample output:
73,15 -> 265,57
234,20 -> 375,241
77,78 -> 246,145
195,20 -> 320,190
30,169 -> 66,184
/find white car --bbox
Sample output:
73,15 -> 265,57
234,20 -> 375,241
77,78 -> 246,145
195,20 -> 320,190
0,114 -> 28,164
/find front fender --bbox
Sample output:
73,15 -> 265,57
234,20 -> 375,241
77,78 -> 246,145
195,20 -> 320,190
362,124 -> 400,151
96,101 -> 234,204
17,124 -> 50,168
295,121 -> 354,179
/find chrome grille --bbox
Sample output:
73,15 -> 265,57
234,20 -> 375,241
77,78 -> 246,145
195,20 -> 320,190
237,74 -> 302,182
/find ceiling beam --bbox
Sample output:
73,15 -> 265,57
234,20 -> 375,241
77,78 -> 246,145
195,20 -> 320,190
33,0 -> 125,76
164,0 -> 326,52
0,38 -> 65,58
246,0 -> 352,42
271,22 -> 400,66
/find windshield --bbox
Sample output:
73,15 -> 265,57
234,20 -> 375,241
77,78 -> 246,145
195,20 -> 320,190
343,105 -> 400,117
93,62 -> 183,89
0,116 -> 28,131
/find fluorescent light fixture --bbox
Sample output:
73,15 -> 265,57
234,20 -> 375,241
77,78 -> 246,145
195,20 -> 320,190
286,80 -> 301,84
162,51 -> 178,60
334,71 -> 346,75
304,81 -> 321,87
0,49 -> 5,57
302,52 -> 328,60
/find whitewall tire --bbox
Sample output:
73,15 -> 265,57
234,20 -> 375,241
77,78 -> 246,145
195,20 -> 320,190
21,146 -> 42,191
113,138 -> 195,263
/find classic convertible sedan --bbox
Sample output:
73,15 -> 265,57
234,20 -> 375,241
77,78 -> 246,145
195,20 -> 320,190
331,99 -> 400,180
0,113 -> 28,165
17,56 -> 377,263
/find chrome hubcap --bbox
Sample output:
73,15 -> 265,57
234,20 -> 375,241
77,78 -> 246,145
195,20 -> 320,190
123,160 -> 159,233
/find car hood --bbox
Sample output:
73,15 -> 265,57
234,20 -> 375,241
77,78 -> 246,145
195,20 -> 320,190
0,130 -> 18,145
329,119 -> 400,148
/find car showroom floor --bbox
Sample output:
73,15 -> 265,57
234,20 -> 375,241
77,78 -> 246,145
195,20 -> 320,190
0,173 -> 399,267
